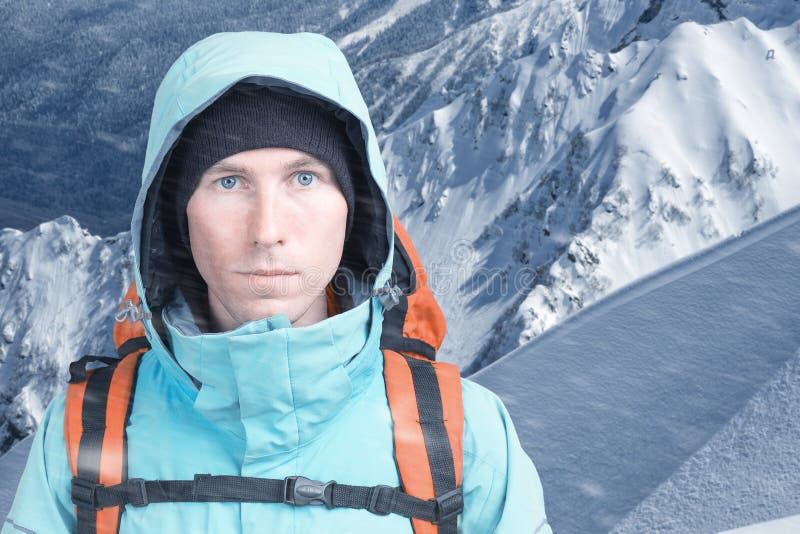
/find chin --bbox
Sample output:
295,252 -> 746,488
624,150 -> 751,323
242,299 -> 298,322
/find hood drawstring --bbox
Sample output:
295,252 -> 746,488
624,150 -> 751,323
372,282 -> 402,312
115,299 -> 153,324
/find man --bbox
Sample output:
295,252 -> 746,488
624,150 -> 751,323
4,32 -> 551,533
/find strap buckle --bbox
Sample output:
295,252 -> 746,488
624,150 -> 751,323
71,478 -> 102,510
432,487 -> 463,525
367,485 -> 396,516
128,478 -> 149,507
282,476 -> 335,508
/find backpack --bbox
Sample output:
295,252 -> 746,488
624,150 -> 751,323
64,215 -> 464,534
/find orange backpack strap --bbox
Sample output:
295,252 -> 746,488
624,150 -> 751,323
64,281 -> 150,533
65,352 -> 143,534
380,216 -> 447,361
383,349 -> 464,533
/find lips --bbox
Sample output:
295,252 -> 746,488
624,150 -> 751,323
246,269 -> 297,276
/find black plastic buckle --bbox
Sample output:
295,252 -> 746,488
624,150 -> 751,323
432,487 -> 463,525
128,478 -> 149,507
366,485 -> 395,516
71,478 -> 102,510
282,476 -> 335,508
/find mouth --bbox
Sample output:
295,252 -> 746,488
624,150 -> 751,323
241,270 -> 298,277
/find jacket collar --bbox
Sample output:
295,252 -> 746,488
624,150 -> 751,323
159,286 -> 383,459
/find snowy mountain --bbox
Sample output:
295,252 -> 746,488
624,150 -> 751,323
471,205 -> 800,533
383,12 -> 800,371
0,217 -> 133,454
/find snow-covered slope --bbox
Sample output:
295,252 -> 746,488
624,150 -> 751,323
0,217 -> 133,455
613,347 -> 800,532
471,205 -> 800,533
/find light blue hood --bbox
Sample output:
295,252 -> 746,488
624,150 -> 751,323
130,31 -> 395,364
128,31 -> 397,454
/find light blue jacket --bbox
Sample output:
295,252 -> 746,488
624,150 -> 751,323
3,32 -> 551,534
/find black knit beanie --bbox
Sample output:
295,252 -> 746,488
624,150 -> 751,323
166,83 -> 357,250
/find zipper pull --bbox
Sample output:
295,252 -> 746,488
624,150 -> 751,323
114,299 -> 153,323
373,282 -> 402,312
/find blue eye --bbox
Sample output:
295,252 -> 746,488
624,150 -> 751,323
295,172 -> 317,187
215,176 -> 240,190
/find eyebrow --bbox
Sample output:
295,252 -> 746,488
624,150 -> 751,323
204,155 -> 330,176
284,155 -> 329,171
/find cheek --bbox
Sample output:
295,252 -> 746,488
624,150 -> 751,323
310,192 -> 348,260
314,190 -> 348,229
187,196 -> 242,270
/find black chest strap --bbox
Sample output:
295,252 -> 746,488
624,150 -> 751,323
72,474 -> 463,525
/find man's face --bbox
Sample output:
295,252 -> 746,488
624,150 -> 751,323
186,147 -> 348,330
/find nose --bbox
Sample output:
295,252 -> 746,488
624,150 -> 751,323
248,186 -> 285,248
